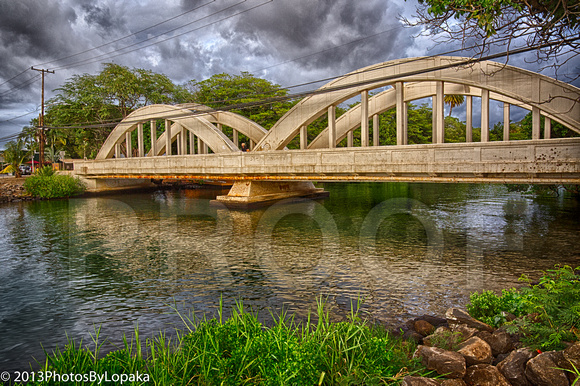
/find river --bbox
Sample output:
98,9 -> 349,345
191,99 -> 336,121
0,182 -> 578,372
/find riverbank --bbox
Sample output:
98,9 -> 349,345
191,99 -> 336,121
0,177 -> 36,204
10,265 -> 577,385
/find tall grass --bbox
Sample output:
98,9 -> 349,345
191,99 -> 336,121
22,299 -> 426,385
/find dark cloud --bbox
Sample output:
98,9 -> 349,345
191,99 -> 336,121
1,0 -> 578,142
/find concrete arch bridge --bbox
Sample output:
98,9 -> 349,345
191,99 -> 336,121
74,56 -> 580,207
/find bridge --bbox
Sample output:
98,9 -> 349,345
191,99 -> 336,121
72,56 -> 580,206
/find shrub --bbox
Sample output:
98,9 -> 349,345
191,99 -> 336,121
35,165 -> 55,177
24,174 -> 86,198
468,265 -> 580,350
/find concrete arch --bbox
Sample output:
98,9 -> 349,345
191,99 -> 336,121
148,116 -> 238,156
178,103 -> 269,144
255,56 -> 580,151
96,104 -> 237,159
308,81 -> 570,149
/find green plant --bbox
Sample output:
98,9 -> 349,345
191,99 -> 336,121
24,174 -> 86,198
21,299 -> 428,385
35,165 -> 55,177
468,265 -> 580,350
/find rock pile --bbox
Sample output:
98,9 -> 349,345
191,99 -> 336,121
0,181 -> 34,204
399,308 -> 579,385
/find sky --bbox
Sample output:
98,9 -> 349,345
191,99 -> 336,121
0,0 -> 578,147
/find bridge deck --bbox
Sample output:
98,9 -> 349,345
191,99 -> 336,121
74,138 -> 580,185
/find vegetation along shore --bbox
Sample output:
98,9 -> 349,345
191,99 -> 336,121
3,265 -> 577,385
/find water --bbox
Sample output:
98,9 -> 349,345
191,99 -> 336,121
0,182 -> 579,372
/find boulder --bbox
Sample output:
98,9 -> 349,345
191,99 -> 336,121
450,324 -> 479,341
415,320 -> 436,336
464,364 -> 511,386
401,376 -> 441,385
440,380 -> 466,386
525,351 -> 570,386
445,308 -> 494,332
497,347 -> 537,386
423,327 -> 464,350
414,345 -> 467,379
562,342 -> 580,384
456,336 -> 493,366
404,329 -> 424,344
476,329 -> 513,356
418,315 -> 449,327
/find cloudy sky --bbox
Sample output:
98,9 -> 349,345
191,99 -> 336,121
0,0 -> 578,146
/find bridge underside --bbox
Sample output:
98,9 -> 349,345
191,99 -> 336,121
74,138 -> 580,185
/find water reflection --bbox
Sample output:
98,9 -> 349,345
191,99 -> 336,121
0,183 -> 579,372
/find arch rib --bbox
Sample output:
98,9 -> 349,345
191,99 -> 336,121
255,56 -> 580,151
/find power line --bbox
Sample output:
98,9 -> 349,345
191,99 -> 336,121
33,0 -> 218,68
0,74 -> 40,98
50,0 -> 271,71
43,37 -> 580,131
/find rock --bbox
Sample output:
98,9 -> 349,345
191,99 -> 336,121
525,351 -> 570,386
563,342 -> 580,384
414,345 -> 466,379
450,324 -> 479,341
456,336 -> 493,366
477,329 -> 513,356
492,352 -> 510,366
501,311 -> 517,322
401,376 -> 441,385
418,315 -> 449,327
423,327 -> 461,349
464,364 -> 511,386
440,380 -> 466,386
415,320 -> 436,336
445,308 -> 494,332
497,347 -> 537,386
404,330 -> 424,344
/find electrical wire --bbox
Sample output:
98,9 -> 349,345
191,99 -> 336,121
50,0 -> 273,71
42,36 -> 580,131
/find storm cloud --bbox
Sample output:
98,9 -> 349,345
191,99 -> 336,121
0,0 -> 577,141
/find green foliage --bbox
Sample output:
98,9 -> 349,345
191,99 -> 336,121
190,72 -> 296,131
25,300 -> 425,385
24,174 -> 86,199
468,265 -> 580,350
2,138 -> 30,178
35,165 -> 55,177
35,63 -> 192,159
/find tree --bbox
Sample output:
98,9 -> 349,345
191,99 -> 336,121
2,138 -> 30,177
409,0 -> 580,75
40,63 -> 192,159
189,72 -> 295,130
444,94 -> 464,116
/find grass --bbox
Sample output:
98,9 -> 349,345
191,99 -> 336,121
17,298 -> 426,385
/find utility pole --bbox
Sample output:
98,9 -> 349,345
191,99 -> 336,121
31,67 -> 55,167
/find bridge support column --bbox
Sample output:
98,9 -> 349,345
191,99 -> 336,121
328,106 -> 336,148
481,89 -> 490,142
189,132 -> 195,154
165,119 -> 172,155
396,82 -> 407,145
373,114 -> 379,146
361,90 -> 369,147
435,81 -> 444,144
544,117 -> 551,139
532,107 -> 541,140
180,126 -> 187,155
466,96 -> 473,142
233,129 -> 239,147
347,131 -> 354,147
125,132 -> 132,157
503,103 -> 510,141
212,181 -> 329,209
115,143 -> 121,159
138,123 -> 144,157
150,120 -> 157,156
300,125 -> 308,149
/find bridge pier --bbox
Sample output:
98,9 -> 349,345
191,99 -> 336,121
211,181 -> 329,209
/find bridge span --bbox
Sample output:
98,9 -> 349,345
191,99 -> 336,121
71,56 -> 580,206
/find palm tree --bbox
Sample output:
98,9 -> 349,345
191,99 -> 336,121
444,94 -> 465,117
2,138 -> 30,178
